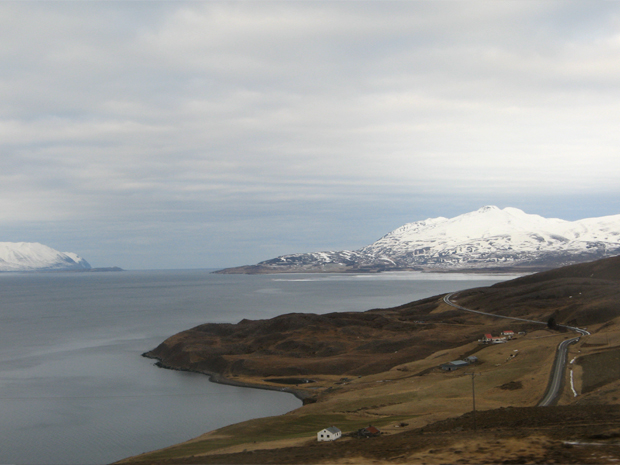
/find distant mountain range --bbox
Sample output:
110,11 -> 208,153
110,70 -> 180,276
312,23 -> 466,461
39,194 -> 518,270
216,206 -> 620,274
0,242 -> 92,272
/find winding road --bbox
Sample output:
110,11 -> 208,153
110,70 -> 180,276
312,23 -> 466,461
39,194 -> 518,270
443,292 -> 589,406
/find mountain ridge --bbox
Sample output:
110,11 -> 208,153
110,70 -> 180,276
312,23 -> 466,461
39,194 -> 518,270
216,206 -> 620,274
0,242 -> 92,272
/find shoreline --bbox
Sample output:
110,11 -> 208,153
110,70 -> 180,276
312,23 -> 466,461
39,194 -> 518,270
141,352 -> 312,403
213,265 -> 542,275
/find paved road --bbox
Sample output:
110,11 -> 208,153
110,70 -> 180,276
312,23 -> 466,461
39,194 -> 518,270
443,292 -> 589,406
537,336 -> 580,406
443,293 -> 547,326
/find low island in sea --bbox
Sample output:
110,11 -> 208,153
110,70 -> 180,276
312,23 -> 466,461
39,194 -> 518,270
119,255 -> 620,464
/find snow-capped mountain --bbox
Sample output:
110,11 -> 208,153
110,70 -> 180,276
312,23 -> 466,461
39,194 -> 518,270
0,242 -> 92,272
217,206 -> 620,274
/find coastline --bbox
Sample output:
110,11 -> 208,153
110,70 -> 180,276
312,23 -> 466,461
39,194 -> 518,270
213,265 -> 547,275
119,257 -> 620,464
141,352 -> 312,403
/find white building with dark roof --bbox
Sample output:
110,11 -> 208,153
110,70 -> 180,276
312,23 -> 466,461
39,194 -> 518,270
317,426 -> 342,442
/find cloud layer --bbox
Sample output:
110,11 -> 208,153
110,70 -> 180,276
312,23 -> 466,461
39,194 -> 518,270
1,1 -> 620,268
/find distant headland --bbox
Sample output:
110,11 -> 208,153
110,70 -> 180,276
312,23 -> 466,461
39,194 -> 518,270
0,241 -> 121,273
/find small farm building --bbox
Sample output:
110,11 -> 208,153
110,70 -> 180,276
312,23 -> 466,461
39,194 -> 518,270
358,425 -> 380,437
317,426 -> 342,442
441,360 -> 469,371
465,355 -> 478,364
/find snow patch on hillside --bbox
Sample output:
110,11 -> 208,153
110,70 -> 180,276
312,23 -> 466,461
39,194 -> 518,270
248,206 -> 620,272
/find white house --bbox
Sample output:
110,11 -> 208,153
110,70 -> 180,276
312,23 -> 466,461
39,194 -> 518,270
317,426 -> 342,442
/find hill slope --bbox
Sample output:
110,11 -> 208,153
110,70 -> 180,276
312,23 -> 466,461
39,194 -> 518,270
128,256 -> 620,465
148,255 -> 620,383
455,255 -> 620,328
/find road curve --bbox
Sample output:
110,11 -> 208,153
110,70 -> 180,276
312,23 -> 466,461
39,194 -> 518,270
443,293 -> 547,326
443,292 -> 589,406
537,336 -> 580,406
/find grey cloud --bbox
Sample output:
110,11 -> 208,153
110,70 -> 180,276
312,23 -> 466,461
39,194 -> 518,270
1,1 -> 620,268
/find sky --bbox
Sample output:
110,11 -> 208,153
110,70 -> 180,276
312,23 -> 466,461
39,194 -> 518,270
2,1 -> 620,270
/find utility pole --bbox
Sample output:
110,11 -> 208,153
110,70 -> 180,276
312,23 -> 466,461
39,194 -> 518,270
465,372 -> 481,431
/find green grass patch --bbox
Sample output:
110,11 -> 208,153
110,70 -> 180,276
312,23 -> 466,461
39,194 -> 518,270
131,413 -> 410,462
330,391 -> 419,412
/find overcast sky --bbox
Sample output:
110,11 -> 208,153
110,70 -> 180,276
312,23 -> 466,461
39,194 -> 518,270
2,1 -> 620,269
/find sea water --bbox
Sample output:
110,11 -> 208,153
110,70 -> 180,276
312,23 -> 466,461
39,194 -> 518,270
0,270 -> 517,465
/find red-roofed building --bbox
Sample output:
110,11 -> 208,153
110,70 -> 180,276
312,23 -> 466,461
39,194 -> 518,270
358,425 -> 380,437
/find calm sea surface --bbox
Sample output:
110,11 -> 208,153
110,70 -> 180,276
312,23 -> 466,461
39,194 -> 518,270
0,270 -> 519,465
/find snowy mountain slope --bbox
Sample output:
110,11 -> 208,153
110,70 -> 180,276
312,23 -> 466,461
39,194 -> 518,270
0,242 -> 92,272
217,206 -> 620,273
359,206 -> 620,267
